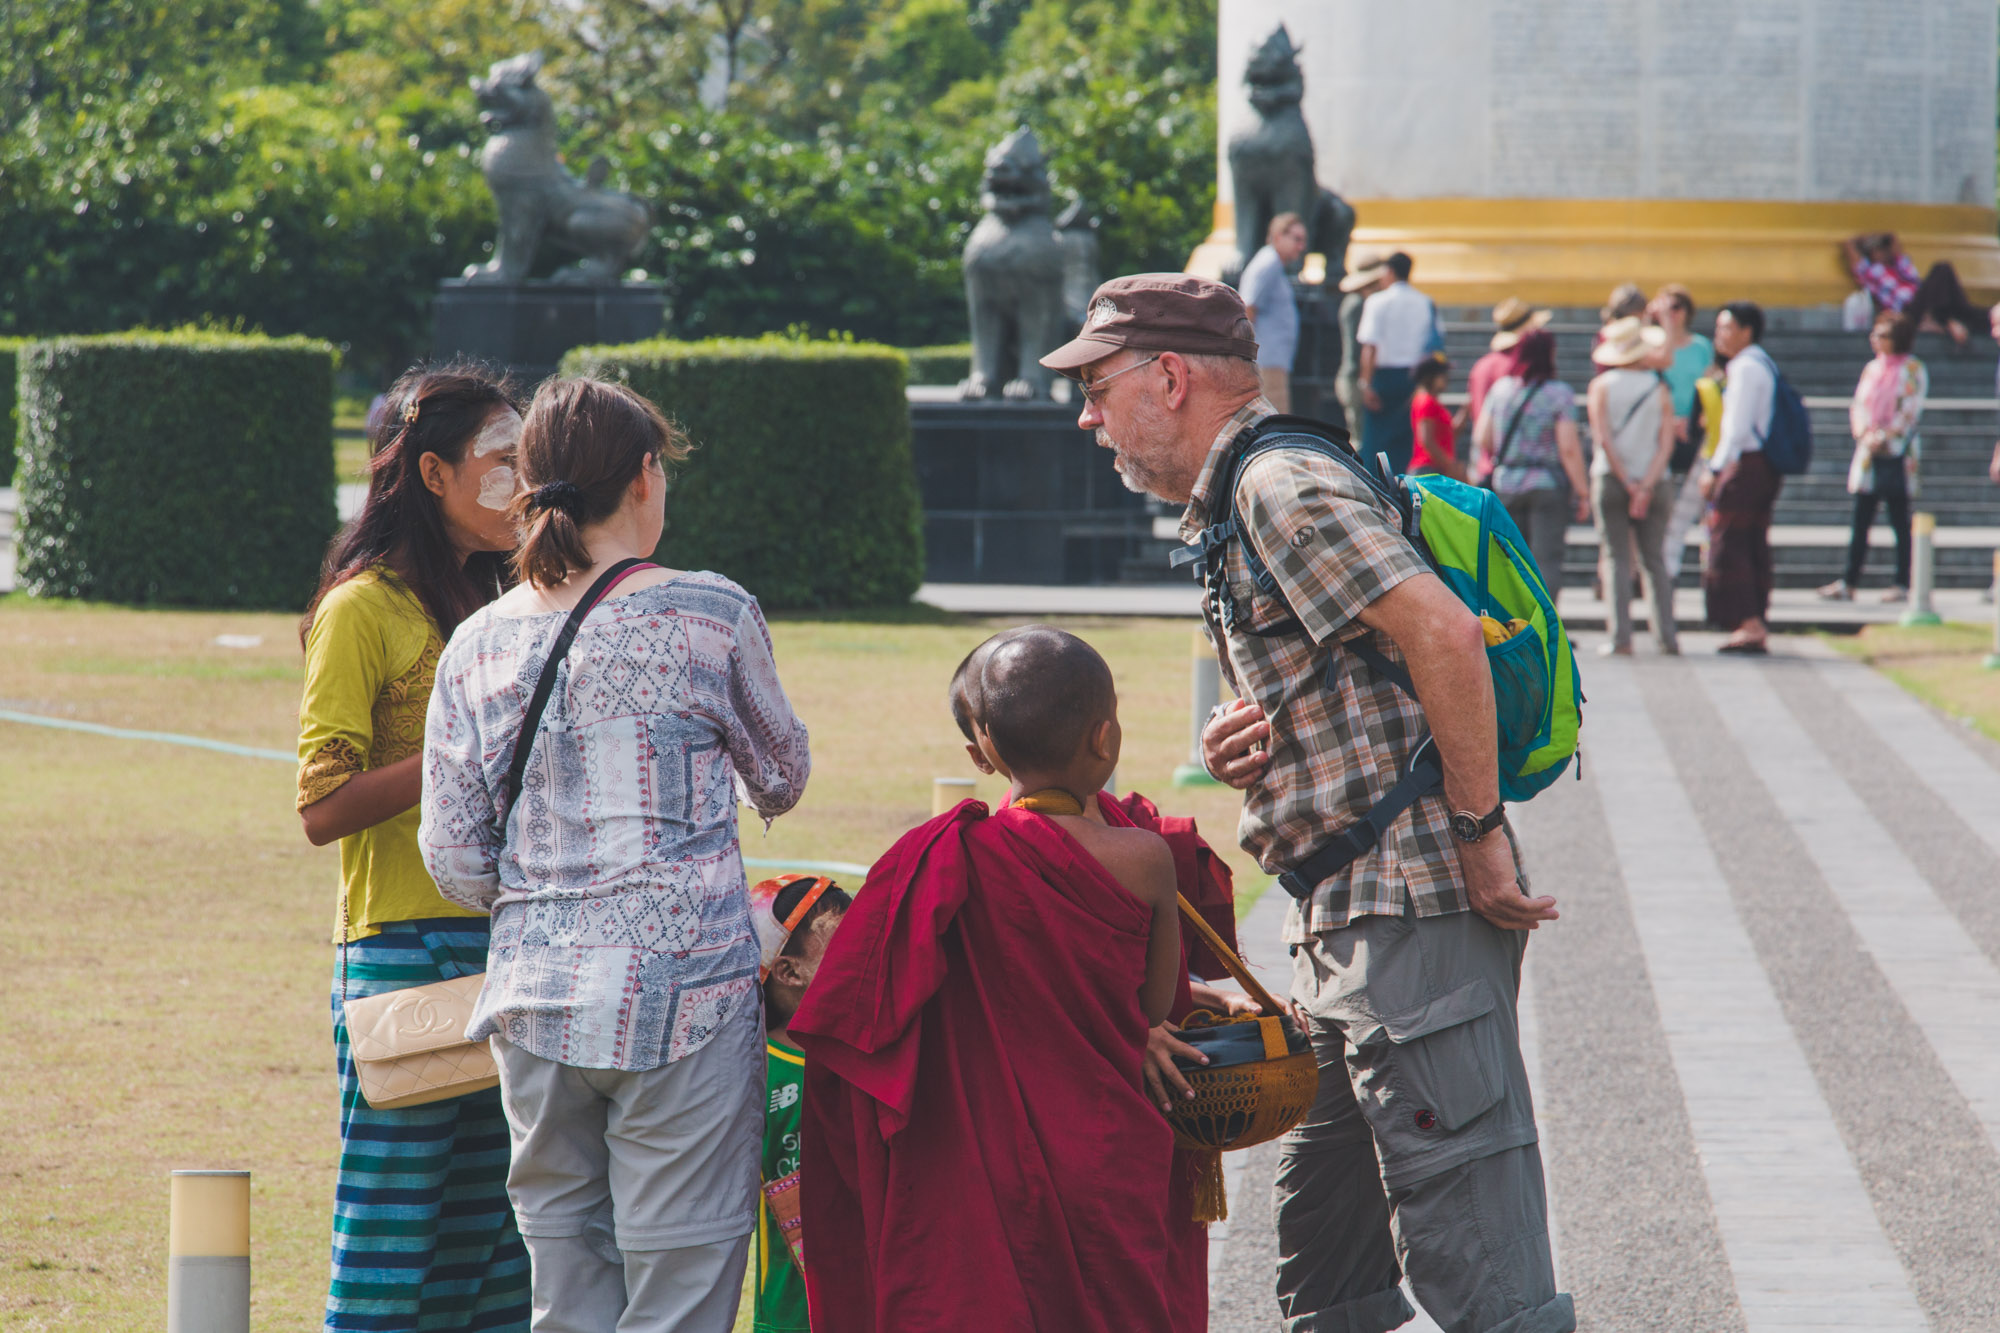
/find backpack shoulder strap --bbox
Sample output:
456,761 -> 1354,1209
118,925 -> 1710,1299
1170,414 -> 1367,637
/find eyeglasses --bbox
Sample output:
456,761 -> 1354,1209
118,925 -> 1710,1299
1077,354 -> 1162,406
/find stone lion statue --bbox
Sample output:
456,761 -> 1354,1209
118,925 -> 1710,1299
462,52 -> 652,285
960,127 -> 1099,402
1226,25 -> 1354,286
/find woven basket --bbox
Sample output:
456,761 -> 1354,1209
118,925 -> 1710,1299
1163,1016 -> 1319,1154
1164,896 -> 1320,1221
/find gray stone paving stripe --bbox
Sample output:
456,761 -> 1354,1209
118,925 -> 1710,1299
1694,660 -> 2000,1158
1781,659 -> 2000,985
1647,658 -> 2000,1332
1588,661 -> 1926,1331
1509,753 -> 1744,1333
1810,655 -> 2000,864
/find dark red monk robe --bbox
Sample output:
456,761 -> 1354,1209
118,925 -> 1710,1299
790,801 -> 1176,1333
1102,791 -> 1238,1333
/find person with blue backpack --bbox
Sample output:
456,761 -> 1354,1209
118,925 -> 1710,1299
1701,301 -> 1813,654
1040,273 -> 1577,1333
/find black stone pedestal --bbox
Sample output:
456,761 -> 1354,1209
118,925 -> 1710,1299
909,389 -> 1159,584
1289,284 -> 1348,431
431,281 -> 666,382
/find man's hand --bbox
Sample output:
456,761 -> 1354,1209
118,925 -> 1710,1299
1989,441 -> 2000,484
1201,699 -> 1272,790
1698,468 -> 1717,500
1572,492 -> 1591,523
1361,385 -> 1382,413
1458,831 -> 1558,930
1628,486 -> 1651,521
1144,1023 -> 1204,1113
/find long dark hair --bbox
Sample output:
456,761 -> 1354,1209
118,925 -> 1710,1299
301,363 -> 519,645
508,378 -> 688,589
1510,329 -> 1557,385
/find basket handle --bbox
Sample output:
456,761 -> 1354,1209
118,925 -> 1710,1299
1176,893 -> 1287,1017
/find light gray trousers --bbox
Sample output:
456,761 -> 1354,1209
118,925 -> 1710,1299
1275,902 -> 1575,1333
493,998 -> 763,1333
1591,472 -> 1681,653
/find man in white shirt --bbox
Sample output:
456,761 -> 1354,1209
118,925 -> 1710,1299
1238,212 -> 1309,412
1355,252 -> 1441,473
1699,301 -> 1780,654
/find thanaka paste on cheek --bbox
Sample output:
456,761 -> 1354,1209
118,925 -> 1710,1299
476,464 -> 517,511
472,412 -> 522,458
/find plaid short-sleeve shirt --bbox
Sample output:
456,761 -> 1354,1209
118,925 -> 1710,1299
1183,401 -> 1470,937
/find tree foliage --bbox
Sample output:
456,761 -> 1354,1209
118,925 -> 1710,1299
1,0 -> 1216,380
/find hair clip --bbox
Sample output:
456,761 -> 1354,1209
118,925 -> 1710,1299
402,400 -> 421,425
531,480 -> 584,514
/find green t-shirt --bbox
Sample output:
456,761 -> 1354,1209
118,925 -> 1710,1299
755,1034 -> 809,1333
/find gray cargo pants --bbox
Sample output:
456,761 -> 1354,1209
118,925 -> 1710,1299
1275,901 -> 1575,1333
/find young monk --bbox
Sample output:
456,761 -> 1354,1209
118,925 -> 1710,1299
949,632 -> 1260,1333
790,627 -> 1182,1333
748,873 -> 853,1333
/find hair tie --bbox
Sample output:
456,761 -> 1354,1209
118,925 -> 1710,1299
531,480 -> 584,515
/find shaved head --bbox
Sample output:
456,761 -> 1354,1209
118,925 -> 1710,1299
949,629 -> 1023,742
978,626 -> 1116,774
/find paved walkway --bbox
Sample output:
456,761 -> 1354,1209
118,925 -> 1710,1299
1206,634 -> 2000,1332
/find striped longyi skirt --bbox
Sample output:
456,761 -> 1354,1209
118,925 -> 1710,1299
327,917 -> 530,1332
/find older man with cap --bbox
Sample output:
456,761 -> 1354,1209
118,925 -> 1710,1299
1041,275 -> 1573,1333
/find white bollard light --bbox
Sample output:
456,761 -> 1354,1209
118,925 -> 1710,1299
1901,512 -> 1942,627
931,777 -> 976,816
167,1170 -> 250,1333
1174,628 -> 1224,787
1985,551 -> 2000,670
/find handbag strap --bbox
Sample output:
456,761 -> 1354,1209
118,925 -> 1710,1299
501,558 -> 656,812
1610,372 -> 1659,442
1176,893 -> 1285,1017
1489,378 -> 1544,474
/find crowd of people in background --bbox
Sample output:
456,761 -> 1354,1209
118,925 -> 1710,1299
1236,224 -> 2000,652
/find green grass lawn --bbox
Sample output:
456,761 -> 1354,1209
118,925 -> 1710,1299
0,599 -> 1259,1330
1826,621 -> 2000,743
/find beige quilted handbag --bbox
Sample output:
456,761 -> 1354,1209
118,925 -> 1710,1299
338,899 -> 499,1110
343,973 -> 499,1109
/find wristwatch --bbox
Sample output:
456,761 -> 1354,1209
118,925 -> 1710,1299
1449,802 -> 1505,844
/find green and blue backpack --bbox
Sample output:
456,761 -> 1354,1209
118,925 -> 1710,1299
1170,414 -> 1582,900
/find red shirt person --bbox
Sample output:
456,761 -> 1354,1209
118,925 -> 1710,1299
1407,357 -> 1462,479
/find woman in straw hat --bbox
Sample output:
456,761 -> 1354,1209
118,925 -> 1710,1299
1586,318 -> 1681,656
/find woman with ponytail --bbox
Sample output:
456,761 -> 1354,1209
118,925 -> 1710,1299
296,365 -> 532,1331
420,377 -> 810,1332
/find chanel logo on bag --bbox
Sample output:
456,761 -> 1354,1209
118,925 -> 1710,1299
389,991 -> 462,1039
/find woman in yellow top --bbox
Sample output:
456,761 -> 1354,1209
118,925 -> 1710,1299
1662,355 -> 1728,584
296,365 -> 531,1332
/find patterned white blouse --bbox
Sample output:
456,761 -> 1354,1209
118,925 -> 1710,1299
420,572 -> 810,1072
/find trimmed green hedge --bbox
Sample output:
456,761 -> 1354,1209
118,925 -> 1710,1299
0,338 -> 25,486
15,331 -> 338,608
904,344 -> 972,386
564,338 -> 923,609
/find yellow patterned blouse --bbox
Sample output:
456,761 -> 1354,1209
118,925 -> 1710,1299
297,566 -> 480,941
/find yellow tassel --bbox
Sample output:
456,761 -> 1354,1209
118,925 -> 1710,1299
1191,1150 -> 1228,1223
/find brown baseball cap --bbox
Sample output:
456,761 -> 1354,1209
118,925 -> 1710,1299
1039,273 -> 1259,374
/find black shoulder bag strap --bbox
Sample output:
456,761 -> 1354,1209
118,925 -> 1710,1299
1611,371 -> 1660,440
1487,378 -> 1544,477
500,557 -> 653,812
